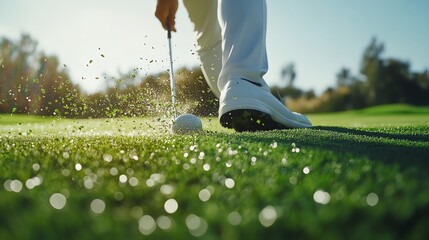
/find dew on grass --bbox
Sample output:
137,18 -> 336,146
50,193 -> 67,210
110,167 -> 118,176
206,185 -> 215,194
225,178 -> 235,189
4,179 -> 22,193
62,169 -> 70,176
228,148 -> 238,156
138,215 -> 156,235
303,166 -> 310,174
114,192 -> 124,201
25,175 -> 43,189
119,174 -> 128,184
270,142 -> 278,149
131,206 -> 144,219
10,180 -> 23,193
164,199 -> 178,214
292,147 -> 300,153
183,163 -> 190,170
225,161 -> 232,168
258,206 -> 277,227
3,179 -> 12,191
150,173 -> 165,184
90,199 -> 106,214
228,211 -> 242,226
32,163 -> 40,171
146,179 -> 155,187
84,177 -> 94,189
313,190 -> 331,205
203,163 -> 210,171
251,156 -> 257,166
289,176 -> 297,185
160,184 -> 175,196
75,163 -> 82,171
198,189 -> 211,202
366,192 -> 379,206
186,214 -> 208,237
103,154 -> 113,162
62,152 -> 70,159
129,177 -> 139,187
156,216 -> 172,230
127,168 -> 134,175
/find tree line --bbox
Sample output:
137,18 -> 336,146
0,34 -> 217,118
274,38 -> 429,113
1,35 -> 428,118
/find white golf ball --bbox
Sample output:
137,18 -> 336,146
172,114 -> 203,134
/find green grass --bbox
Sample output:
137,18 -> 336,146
1,105 -> 429,239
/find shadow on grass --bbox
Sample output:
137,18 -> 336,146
234,126 -> 429,171
315,126 -> 429,142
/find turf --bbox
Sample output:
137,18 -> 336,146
1,106 -> 429,239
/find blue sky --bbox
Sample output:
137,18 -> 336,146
1,0 -> 428,94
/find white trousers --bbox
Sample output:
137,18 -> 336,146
183,0 -> 270,98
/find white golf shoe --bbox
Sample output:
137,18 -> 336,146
219,78 -> 312,132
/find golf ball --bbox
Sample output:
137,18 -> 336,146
172,114 -> 203,134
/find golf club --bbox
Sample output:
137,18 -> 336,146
167,23 -> 177,119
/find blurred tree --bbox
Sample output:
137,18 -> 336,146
281,63 -> 296,87
360,37 -> 385,105
0,34 -> 80,116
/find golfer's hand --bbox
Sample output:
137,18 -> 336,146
155,0 -> 178,31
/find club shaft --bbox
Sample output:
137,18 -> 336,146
167,28 -> 177,119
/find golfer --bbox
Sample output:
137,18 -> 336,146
155,0 -> 312,131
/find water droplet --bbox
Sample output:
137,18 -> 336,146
131,206 -> 143,219
289,176 -> 297,185
119,174 -> 128,183
186,214 -> 208,237
32,163 -> 40,171
75,163 -> 82,171
50,193 -> 67,209
110,167 -> 118,176
90,199 -> 106,214
198,189 -> 211,202
160,184 -> 175,196
228,211 -> 242,226
313,190 -> 331,205
203,164 -> 210,171
156,216 -> 172,230
303,166 -> 310,174
164,199 -> 178,214
129,177 -> 139,186
258,206 -> 277,227
271,142 -> 278,148
62,169 -> 70,176
139,215 -> 156,235
4,179 -> 12,191
84,177 -> 94,189
225,178 -> 235,189
62,152 -> 70,159
114,192 -> 124,201
103,154 -> 113,162
10,180 -> 23,193
366,192 -> 379,206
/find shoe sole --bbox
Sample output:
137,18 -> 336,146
220,109 -> 289,132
